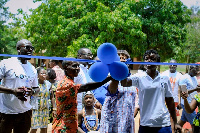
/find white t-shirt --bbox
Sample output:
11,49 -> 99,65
74,64 -> 92,111
0,57 -> 38,114
179,73 -> 198,104
129,72 -> 172,127
162,70 -> 182,102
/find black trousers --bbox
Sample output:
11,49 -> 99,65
0,110 -> 32,133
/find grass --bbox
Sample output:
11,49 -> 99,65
160,65 -> 186,74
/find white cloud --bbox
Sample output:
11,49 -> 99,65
180,0 -> 200,8
5,0 -> 41,15
4,0 -> 42,24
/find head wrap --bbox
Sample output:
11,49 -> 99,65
83,91 -> 94,98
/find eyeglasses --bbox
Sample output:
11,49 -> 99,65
170,65 -> 177,67
18,46 -> 35,51
81,53 -> 93,57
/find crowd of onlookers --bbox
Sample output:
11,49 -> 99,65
0,39 -> 200,133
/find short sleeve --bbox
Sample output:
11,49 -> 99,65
179,75 -> 187,86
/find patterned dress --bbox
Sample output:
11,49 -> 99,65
81,108 -> 100,133
193,93 -> 200,127
52,76 -> 80,133
100,84 -> 136,133
31,80 -> 51,129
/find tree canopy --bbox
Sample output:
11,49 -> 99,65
130,0 -> 191,61
1,0 -> 197,63
25,0 -> 146,58
174,8 -> 200,63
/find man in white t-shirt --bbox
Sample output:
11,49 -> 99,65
162,59 -> 182,116
178,65 -> 199,132
0,39 -> 39,133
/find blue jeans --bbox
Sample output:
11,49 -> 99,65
139,125 -> 172,133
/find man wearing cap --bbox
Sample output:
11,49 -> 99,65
0,39 -> 39,133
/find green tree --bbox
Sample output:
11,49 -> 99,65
0,0 -> 11,57
25,0 -> 146,57
25,0 -> 191,61
0,0 -> 25,59
174,8 -> 200,63
131,0 -> 191,61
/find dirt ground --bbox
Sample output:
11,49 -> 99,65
32,108 -> 184,133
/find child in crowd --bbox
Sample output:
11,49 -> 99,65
78,91 -> 101,133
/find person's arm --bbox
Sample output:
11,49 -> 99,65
177,86 -> 182,110
165,77 -> 181,132
0,85 -> 16,94
78,76 -> 112,93
181,91 -> 198,113
50,86 -> 56,117
188,85 -> 200,94
97,109 -> 101,121
78,111 -> 85,133
0,85 -> 28,101
165,97 -> 181,132
134,92 -> 140,118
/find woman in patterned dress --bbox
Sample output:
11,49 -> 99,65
52,60 -> 112,133
30,67 -> 52,133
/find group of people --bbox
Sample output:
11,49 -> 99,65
0,39 -> 199,133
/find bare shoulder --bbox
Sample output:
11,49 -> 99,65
78,110 -> 83,116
